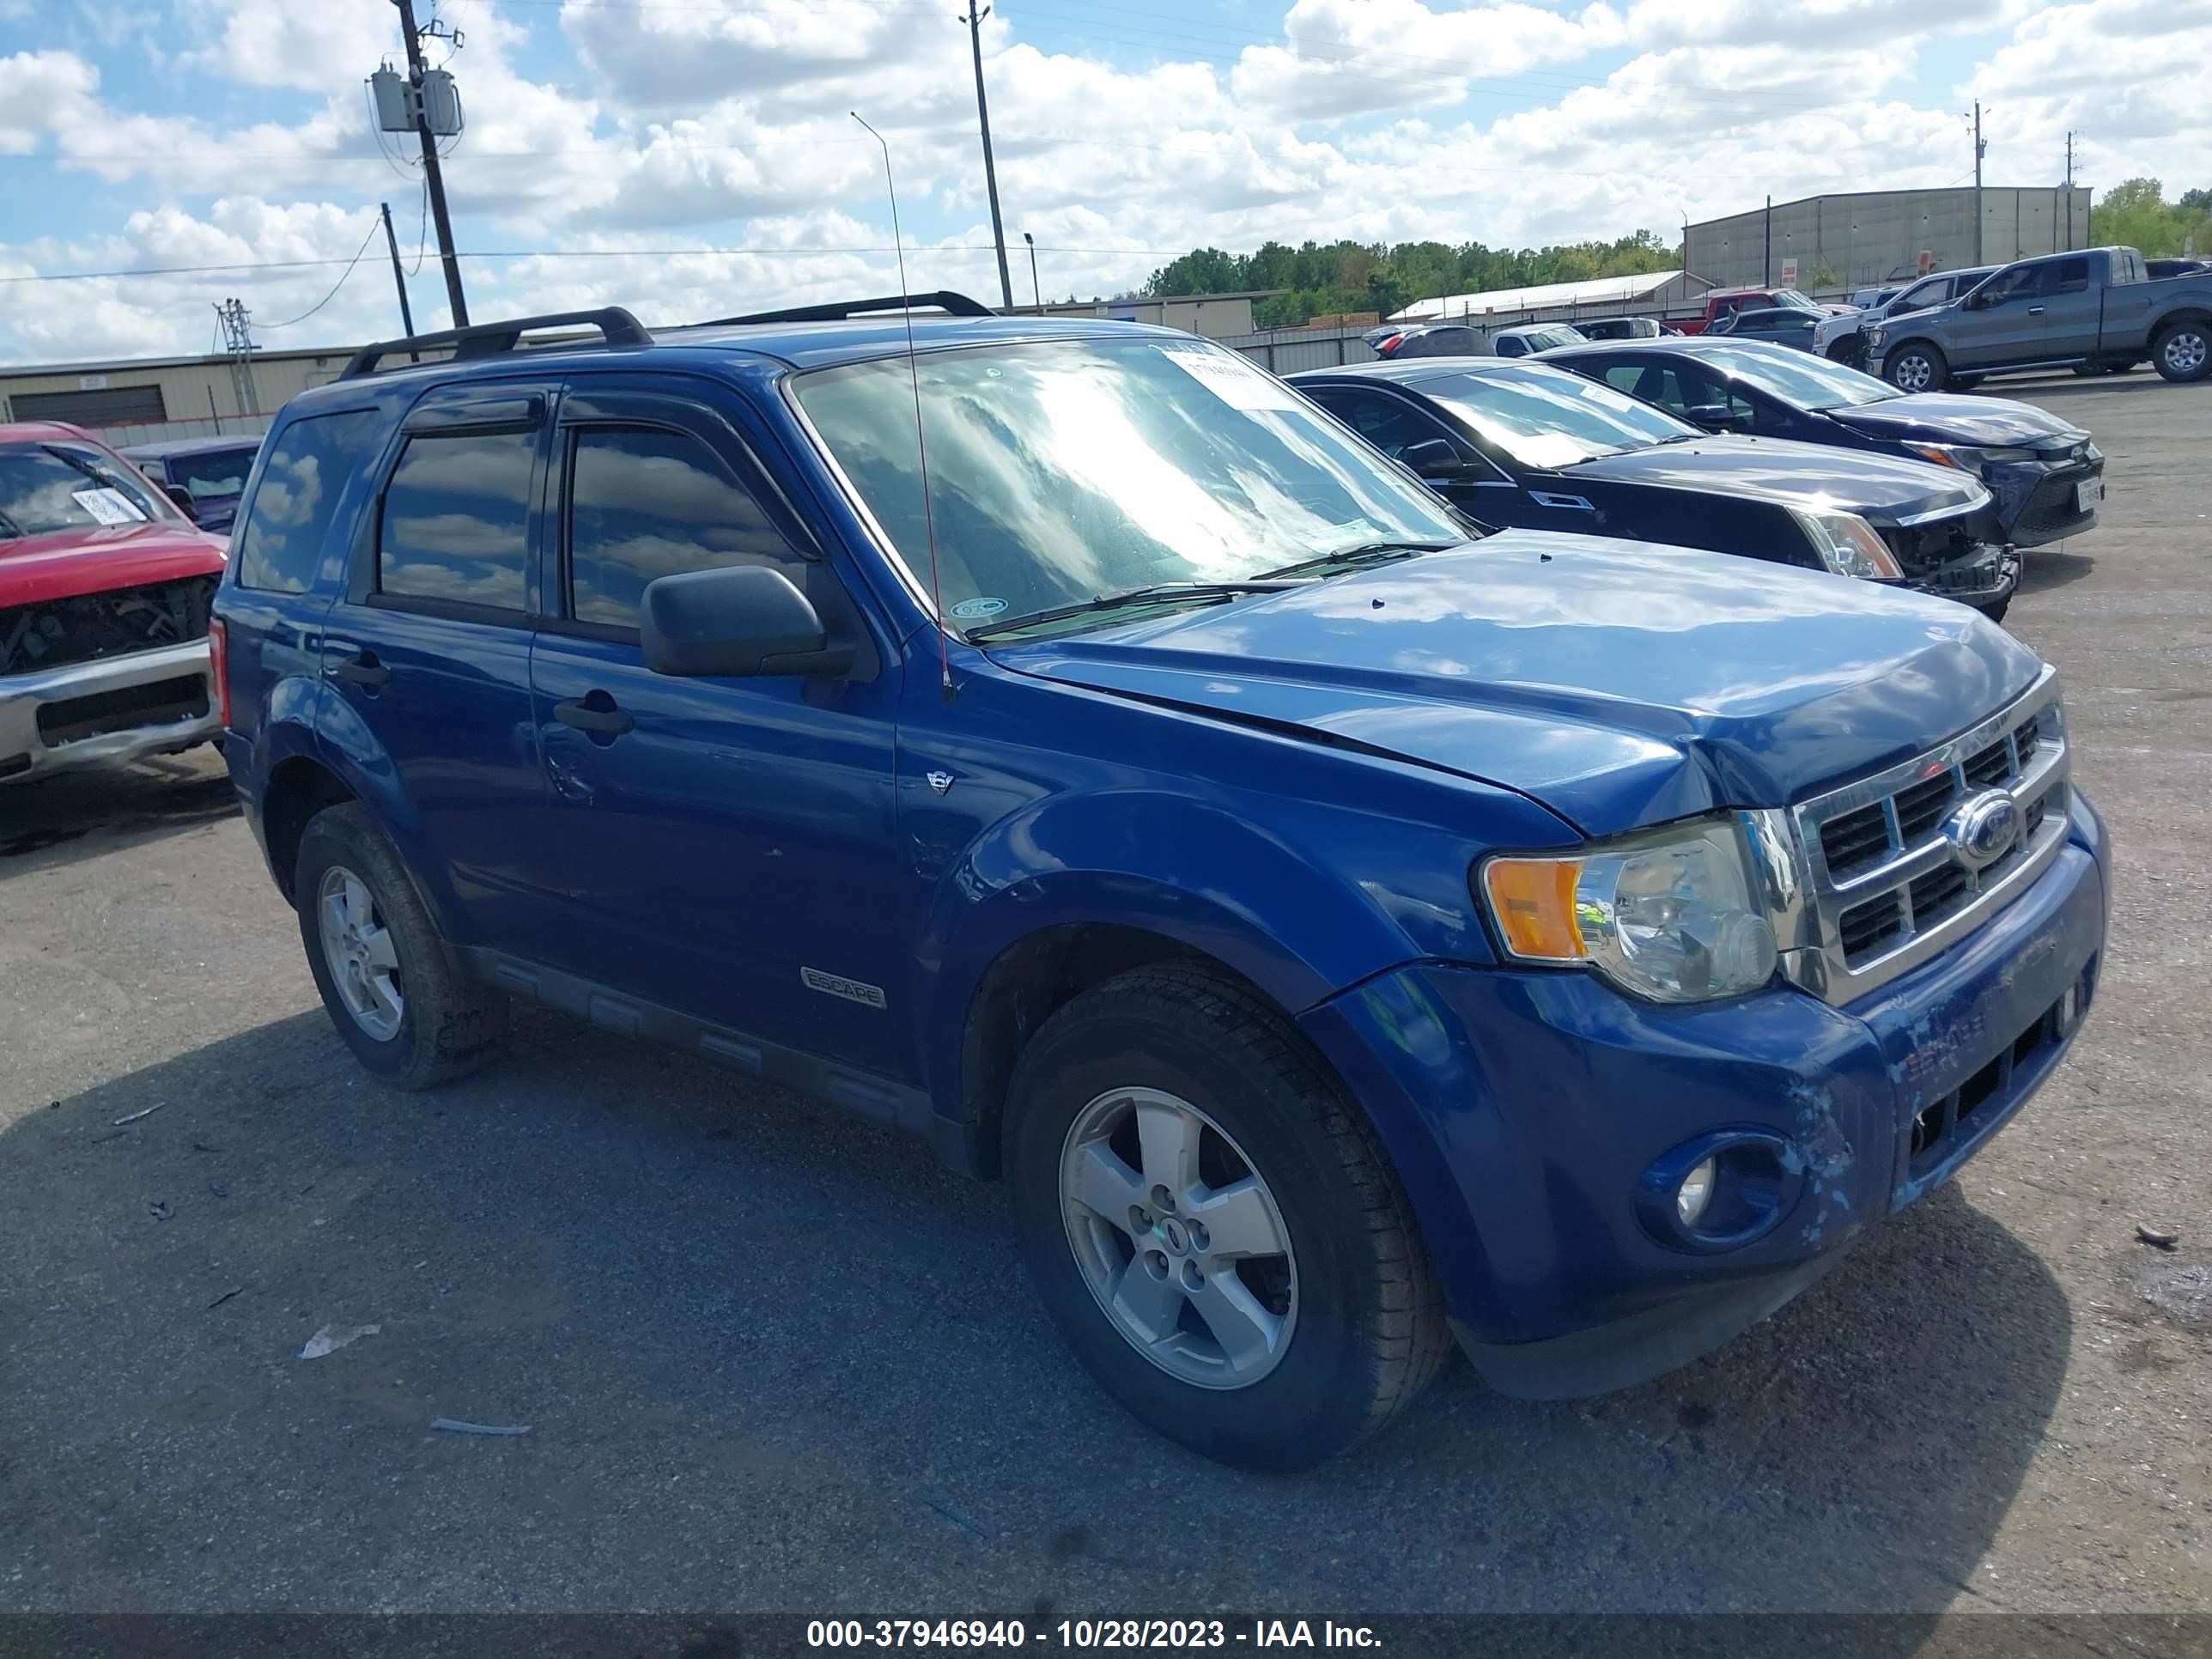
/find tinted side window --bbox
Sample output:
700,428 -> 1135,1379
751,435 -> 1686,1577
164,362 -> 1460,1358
1306,387 -> 1455,460
377,430 -> 535,613
565,427 -> 801,629
2053,257 -> 2090,295
234,412 -> 370,593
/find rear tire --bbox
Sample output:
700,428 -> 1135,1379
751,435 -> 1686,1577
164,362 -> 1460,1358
2152,322 -> 2210,383
1885,343 -> 1948,393
1974,595 -> 2012,626
1003,964 -> 1449,1471
295,802 -> 507,1090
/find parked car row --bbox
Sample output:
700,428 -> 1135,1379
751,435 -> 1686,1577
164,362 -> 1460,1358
8,291 -> 2118,1479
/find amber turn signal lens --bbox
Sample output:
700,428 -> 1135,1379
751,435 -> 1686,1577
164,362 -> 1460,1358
1481,857 -> 1586,962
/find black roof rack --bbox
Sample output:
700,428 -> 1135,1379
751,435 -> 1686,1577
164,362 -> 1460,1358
339,307 -> 653,380
696,291 -> 997,327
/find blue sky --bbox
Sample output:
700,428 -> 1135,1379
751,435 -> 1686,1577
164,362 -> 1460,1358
1,0 -> 2205,364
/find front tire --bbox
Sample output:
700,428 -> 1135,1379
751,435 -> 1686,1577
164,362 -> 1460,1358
1975,595 -> 2012,625
1004,965 -> 1449,1471
295,802 -> 507,1089
2152,321 -> 2210,383
1885,343 -> 1948,393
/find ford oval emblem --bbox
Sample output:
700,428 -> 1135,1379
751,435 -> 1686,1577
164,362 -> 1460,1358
1944,791 -> 2021,871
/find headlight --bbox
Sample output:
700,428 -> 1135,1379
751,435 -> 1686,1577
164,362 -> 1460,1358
1791,507 -> 1904,580
1868,327 -> 1887,349
1906,442 -> 2039,470
1479,817 -> 1779,1004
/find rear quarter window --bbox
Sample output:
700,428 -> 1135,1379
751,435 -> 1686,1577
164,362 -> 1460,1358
234,411 -> 374,594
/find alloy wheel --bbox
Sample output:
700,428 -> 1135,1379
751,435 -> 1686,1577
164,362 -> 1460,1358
1058,1086 -> 1298,1389
2165,329 -> 2208,377
318,865 -> 404,1041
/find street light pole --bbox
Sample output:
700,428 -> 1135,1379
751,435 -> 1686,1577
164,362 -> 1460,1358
1023,231 -> 1041,313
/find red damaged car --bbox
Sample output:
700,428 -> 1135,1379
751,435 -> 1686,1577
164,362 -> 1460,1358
1,422 -> 231,786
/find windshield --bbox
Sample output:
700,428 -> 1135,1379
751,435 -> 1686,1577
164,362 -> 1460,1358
0,442 -> 174,538
1413,362 -> 1697,468
164,447 -> 258,500
791,337 -> 1468,633
1769,289 -> 1821,311
1522,325 -> 1587,351
1692,344 -> 1899,409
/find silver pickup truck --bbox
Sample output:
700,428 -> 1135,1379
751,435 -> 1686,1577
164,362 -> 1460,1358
1869,246 -> 2212,392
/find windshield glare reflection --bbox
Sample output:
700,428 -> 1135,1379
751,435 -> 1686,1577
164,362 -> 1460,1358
791,338 -> 1467,631
1416,364 -> 1698,469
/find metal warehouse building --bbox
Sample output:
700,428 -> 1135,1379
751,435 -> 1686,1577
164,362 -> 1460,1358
1686,186 -> 2094,291
1,344 -> 365,447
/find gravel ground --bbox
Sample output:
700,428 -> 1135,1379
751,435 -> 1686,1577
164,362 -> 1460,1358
0,374 -> 2205,1624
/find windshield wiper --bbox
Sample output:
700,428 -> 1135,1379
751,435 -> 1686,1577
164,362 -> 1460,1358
963,580 -> 1300,642
1254,539 -> 1459,580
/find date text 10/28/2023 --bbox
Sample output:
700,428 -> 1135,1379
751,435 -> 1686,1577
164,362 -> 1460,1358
806,1620 -> 1383,1649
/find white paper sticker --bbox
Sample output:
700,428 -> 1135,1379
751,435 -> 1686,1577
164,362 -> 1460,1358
1160,345 -> 1304,412
71,487 -> 148,526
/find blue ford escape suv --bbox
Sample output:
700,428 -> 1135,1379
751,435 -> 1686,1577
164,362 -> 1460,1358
211,296 -> 2108,1471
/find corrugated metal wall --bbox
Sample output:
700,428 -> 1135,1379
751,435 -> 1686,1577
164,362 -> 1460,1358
1218,326 -> 1381,372
1687,188 -> 2094,289
1,349 -> 348,444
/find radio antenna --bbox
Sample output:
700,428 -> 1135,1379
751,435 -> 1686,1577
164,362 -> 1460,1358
852,111 -> 954,701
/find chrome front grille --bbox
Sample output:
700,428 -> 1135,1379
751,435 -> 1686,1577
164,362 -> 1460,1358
1751,667 -> 2071,1004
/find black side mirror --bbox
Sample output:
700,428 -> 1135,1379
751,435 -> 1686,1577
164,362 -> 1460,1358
160,483 -> 199,521
641,564 -> 854,678
1686,404 -> 1751,432
1400,438 -> 1468,479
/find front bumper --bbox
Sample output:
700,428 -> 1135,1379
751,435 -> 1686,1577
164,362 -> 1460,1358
1299,793 -> 2108,1399
0,638 -> 217,786
1989,457 -> 2105,547
1899,544 -> 2019,609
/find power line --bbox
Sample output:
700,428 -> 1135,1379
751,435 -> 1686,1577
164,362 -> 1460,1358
257,218 -> 385,329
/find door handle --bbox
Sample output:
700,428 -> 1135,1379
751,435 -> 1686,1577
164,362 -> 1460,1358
554,696 -> 635,737
2028,306 -> 2046,315
331,652 -> 391,688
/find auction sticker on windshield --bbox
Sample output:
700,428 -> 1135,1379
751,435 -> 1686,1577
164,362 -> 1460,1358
1159,345 -> 1304,412
71,487 -> 148,525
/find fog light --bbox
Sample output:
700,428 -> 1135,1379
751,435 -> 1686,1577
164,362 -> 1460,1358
1676,1158 -> 1717,1228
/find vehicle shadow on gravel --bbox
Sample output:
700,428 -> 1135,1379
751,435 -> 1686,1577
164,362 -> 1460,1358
0,1008 -> 2069,1619
0,750 -> 234,879
2017,549 -> 2099,599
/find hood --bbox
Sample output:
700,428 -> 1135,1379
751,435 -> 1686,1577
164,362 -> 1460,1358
989,534 -> 2044,838
1824,393 -> 2085,450
0,520 -> 228,609
1564,434 -> 1987,524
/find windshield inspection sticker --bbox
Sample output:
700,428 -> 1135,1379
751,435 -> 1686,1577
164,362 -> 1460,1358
71,487 -> 148,526
951,597 -> 1008,618
1160,346 -> 1304,413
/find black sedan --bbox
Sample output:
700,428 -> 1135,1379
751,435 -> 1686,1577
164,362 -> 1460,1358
1540,336 -> 2104,548
1287,358 -> 2017,619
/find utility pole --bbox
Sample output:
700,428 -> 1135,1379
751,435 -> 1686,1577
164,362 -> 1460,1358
379,202 -> 418,339
2064,131 -> 2075,247
959,4 -> 1015,312
1763,195 -> 1771,288
394,0 -> 468,326
1972,101 -> 1988,264
212,299 -> 260,420
1023,231 -> 1041,313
